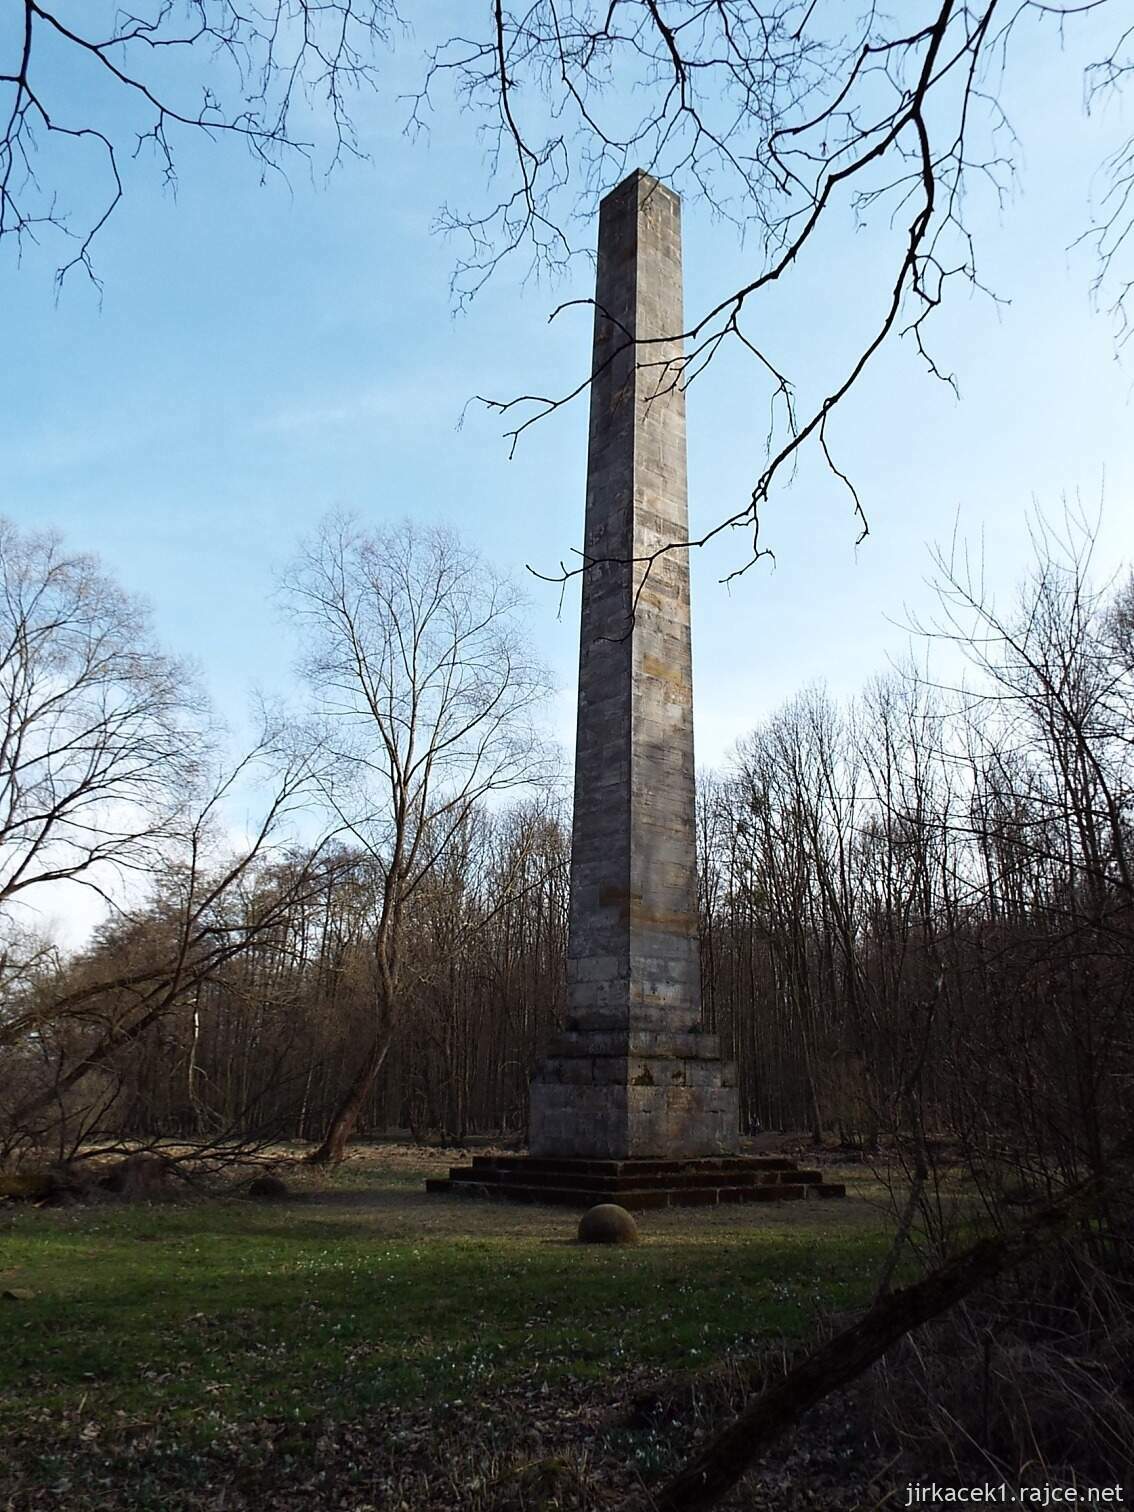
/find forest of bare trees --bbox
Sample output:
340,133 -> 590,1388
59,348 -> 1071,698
2,502 -> 1132,1501
3,508 -> 1129,1229
4,5 -> 1132,1503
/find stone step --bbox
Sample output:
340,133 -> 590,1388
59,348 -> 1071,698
428,1152 -> 845,1209
450,1164 -> 822,1192
469,1154 -> 800,1177
427,1177 -> 817,1209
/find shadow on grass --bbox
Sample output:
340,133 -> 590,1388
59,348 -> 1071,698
297,1185 -> 439,1210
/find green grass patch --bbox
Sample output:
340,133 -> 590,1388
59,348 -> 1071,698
0,1152 -> 892,1502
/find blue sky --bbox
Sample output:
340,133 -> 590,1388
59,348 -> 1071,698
3,5 -> 1132,873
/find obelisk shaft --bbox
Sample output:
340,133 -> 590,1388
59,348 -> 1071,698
568,171 -> 699,1033
529,170 -> 738,1159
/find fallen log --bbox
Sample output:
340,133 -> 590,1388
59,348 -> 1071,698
644,1138 -> 1133,1512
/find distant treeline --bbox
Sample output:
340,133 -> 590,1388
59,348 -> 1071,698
3,512 -> 1132,1204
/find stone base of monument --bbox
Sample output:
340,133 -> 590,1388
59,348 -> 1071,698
425,1154 -> 846,1209
527,1028 -> 743,1160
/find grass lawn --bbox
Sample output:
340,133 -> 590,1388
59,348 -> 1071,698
0,1146 -> 894,1510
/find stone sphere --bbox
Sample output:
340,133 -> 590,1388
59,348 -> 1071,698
247,1174 -> 290,1200
577,1203 -> 639,1245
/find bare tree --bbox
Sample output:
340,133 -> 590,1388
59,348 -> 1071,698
0,0 -> 400,286
0,518 -> 206,950
906,506 -> 1134,1198
59,793 -> 571,1151
0,747 -> 327,1140
423,2 -> 1133,578
7,8 -> 1130,567
282,515 -> 553,1163
0,517 -> 338,1159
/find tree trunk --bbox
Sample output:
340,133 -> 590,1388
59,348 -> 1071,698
306,1026 -> 394,1165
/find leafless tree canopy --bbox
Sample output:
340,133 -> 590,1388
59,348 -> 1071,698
0,518 -> 206,919
283,516 -> 555,883
4,6 -> 1131,567
426,1 -> 1132,578
282,516 -> 555,1160
0,517 -> 332,1161
0,0 -> 399,285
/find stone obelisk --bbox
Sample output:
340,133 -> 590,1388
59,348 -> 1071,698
528,169 -> 739,1160
427,173 -> 845,1203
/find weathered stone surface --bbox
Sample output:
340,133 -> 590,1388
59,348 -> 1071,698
530,1081 -> 739,1160
577,1203 -> 640,1244
528,168 -> 739,1159
547,1029 -> 725,1060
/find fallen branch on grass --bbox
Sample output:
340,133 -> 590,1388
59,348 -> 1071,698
642,1138 -> 1134,1512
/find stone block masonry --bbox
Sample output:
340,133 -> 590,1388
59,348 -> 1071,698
425,1156 -> 848,1210
431,171 -> 845,1203
526,168 -> 739,1160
